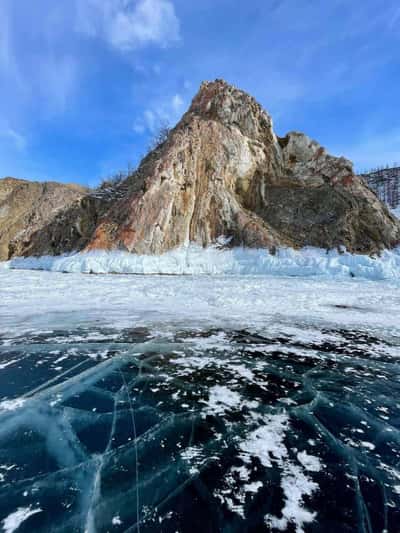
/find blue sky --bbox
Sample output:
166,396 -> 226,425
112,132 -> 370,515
0,0 -> 399,187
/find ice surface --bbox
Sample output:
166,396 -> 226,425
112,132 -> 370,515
4,244 -> 400,280
1,269 -> 400,338
0,269 -> 399,531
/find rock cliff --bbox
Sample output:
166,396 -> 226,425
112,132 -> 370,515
85,80 -> 400,254
3,80 -> 400,258
0,177 -> 87,260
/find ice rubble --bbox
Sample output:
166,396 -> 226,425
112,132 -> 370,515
4,244 -> 400,280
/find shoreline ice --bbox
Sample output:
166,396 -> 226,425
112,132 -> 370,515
2,244 -> 400,281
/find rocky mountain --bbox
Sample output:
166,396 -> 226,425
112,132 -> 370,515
3,80 -> 400,259
0,178 -> 88,260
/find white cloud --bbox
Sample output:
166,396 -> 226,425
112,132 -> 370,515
0,0 -> 181,127
0,0 -> 22,87
144,109 -> 158,132
0,4 -> 11,71
133,122 -> 145,134
172,93 -> 184,113
36,55 -> 79,114
77,0 -> 181,52
387,6 -> 400,30
0,127 -> 27,151
0,1 -> 79,117
133,91 -> 186,135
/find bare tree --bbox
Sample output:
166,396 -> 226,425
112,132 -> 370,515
94,122 -> 172,198
99,172 -> 124,190
148,121 -> 171,152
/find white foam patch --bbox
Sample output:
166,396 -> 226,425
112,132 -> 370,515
182,332 -> 234,352
180,446 -> 206,475
0,465 -> 16,483
0,359 -> 19,370
297,451 -> 322,472
204,386 -> 242,415
5,244 -> 400,280
239,413 -> 290,468
2,506 -> 42,533
265,464 -> 318,533
112,515 -> 122,526
0,398 -> 26,412
214,464 -> 263,518
238,413 -> 322,532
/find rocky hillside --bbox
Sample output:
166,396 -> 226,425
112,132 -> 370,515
3,80 -> 400,258
0,178 -> 88,260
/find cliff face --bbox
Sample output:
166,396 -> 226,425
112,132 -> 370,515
3,80 -> 400,259
0,178 -> 88,260
85,80 -> 400,254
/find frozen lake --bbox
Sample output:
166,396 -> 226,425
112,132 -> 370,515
0,269 -> 399,532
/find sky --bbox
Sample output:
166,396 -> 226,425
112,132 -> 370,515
0,0 -> 399,187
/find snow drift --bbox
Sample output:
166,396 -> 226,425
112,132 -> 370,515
4,245 -> 400,281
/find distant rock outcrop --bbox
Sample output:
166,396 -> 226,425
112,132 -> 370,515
0,178 -> 88,260
2,80 -> 400,259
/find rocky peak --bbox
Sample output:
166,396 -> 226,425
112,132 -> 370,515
186,79 -> 276,144
3,80 -> 400,258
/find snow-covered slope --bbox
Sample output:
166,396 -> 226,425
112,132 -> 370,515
4,245 -> 400,281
